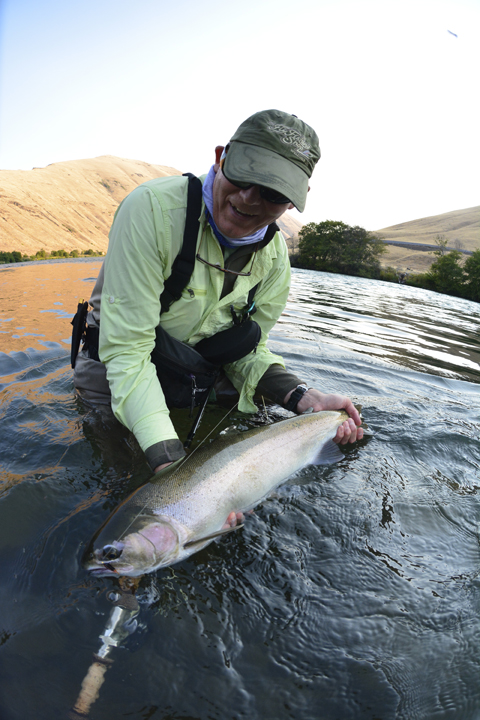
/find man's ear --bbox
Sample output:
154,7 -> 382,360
213,145 -> 225,171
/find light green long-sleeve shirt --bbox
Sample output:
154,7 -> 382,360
96,174 -> 291,461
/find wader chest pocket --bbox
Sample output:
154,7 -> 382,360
151,321 -> 261,410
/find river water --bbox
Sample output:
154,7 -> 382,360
0,261 -> 479,720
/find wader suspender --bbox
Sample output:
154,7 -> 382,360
160,173 -> 203,314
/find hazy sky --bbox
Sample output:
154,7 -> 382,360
0,0 -> 478,230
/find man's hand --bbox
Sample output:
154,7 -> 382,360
283,388 -> 363,445
154,462 -> 173,473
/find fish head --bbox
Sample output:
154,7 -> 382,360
84,515 -> 182,578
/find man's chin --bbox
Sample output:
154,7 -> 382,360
214,215 -> 261,240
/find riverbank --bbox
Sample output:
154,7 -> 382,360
0,255 -> 104,270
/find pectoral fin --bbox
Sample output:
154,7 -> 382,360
183,523 -> 244,549
311,440 -> 344,465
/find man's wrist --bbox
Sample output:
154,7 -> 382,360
284,383 -> 309,413
145,438 -> 186,471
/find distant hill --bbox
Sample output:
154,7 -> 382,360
0,156 -> 181,255
375,206 -> 479,273
1,156 -> 474,274
376,206 -> 479,250
276,213 -> 302,247
0,156 -> 302,255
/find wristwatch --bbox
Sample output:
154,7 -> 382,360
284,384 -> 309,413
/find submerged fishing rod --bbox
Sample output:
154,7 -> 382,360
68,581 -> 140,719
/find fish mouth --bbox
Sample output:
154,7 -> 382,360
84,541 -> 125,576
86,561 -> 138,578
88,566 -> 117,577
85,560 -> 119,577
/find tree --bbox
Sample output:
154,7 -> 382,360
0,251 -> 24,263
432,234 -> 449,256
296,220 -> 386,277
463,249 -> 480,302
426,249 -> 465,296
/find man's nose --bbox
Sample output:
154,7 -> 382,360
238,185 -> 261,204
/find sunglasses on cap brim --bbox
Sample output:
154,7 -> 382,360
220,158 -> 291,205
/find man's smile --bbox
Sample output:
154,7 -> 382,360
231,203 -> 256,218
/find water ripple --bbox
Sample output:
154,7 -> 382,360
0,264 -> 479,720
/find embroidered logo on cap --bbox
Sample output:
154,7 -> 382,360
267,123 -> 312,161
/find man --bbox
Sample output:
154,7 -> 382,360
74,109 -> 363,476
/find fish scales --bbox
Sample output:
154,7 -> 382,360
84,410 -> 348,577
130,412 -> 343,528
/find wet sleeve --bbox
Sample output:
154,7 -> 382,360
256,364 -> 303,406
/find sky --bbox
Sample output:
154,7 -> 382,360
0,0 -> 478,231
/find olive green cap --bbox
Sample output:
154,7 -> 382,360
224,109 -> 320,212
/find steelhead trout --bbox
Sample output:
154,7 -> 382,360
84,411 -> 349,578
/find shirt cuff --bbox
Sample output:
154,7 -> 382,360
255,364 -> 303,406
145,438 -> 186,471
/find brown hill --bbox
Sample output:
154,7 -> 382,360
0,156 -> 302,255
276,213 -> 302,250
375,206 -> 479,273
376,206 -> 479,250
0,156 -> 182,254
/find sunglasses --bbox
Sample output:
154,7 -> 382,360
220,160 -> 291,205
196,229 -> 258,277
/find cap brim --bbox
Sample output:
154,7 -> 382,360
225,141 -> 309,212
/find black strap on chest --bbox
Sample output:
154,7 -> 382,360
160,173 -> 203,315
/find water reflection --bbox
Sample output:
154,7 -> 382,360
0,262 -> 479,720
282,269 -> 480,382
0,260 -> 102,354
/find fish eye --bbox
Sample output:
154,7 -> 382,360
101,544 -> 122,561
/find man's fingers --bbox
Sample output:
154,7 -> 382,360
334,419 -> 364,445
344,400 -> 362,426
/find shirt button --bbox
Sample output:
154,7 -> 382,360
109,296 -> 115,304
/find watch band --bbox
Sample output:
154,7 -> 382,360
284,384 -> 308,413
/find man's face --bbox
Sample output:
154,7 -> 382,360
211,149 -> 294,239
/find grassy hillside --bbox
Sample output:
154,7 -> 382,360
375,206 -> 479,273
0,156 -> 302,255
1,156 -> 475,274
376,206 -> 479,250
0,156 -> 181,254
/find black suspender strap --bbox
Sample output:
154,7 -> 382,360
160,173 -> 203,314
243,222 -> 279,315
264,221 -> 280,244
